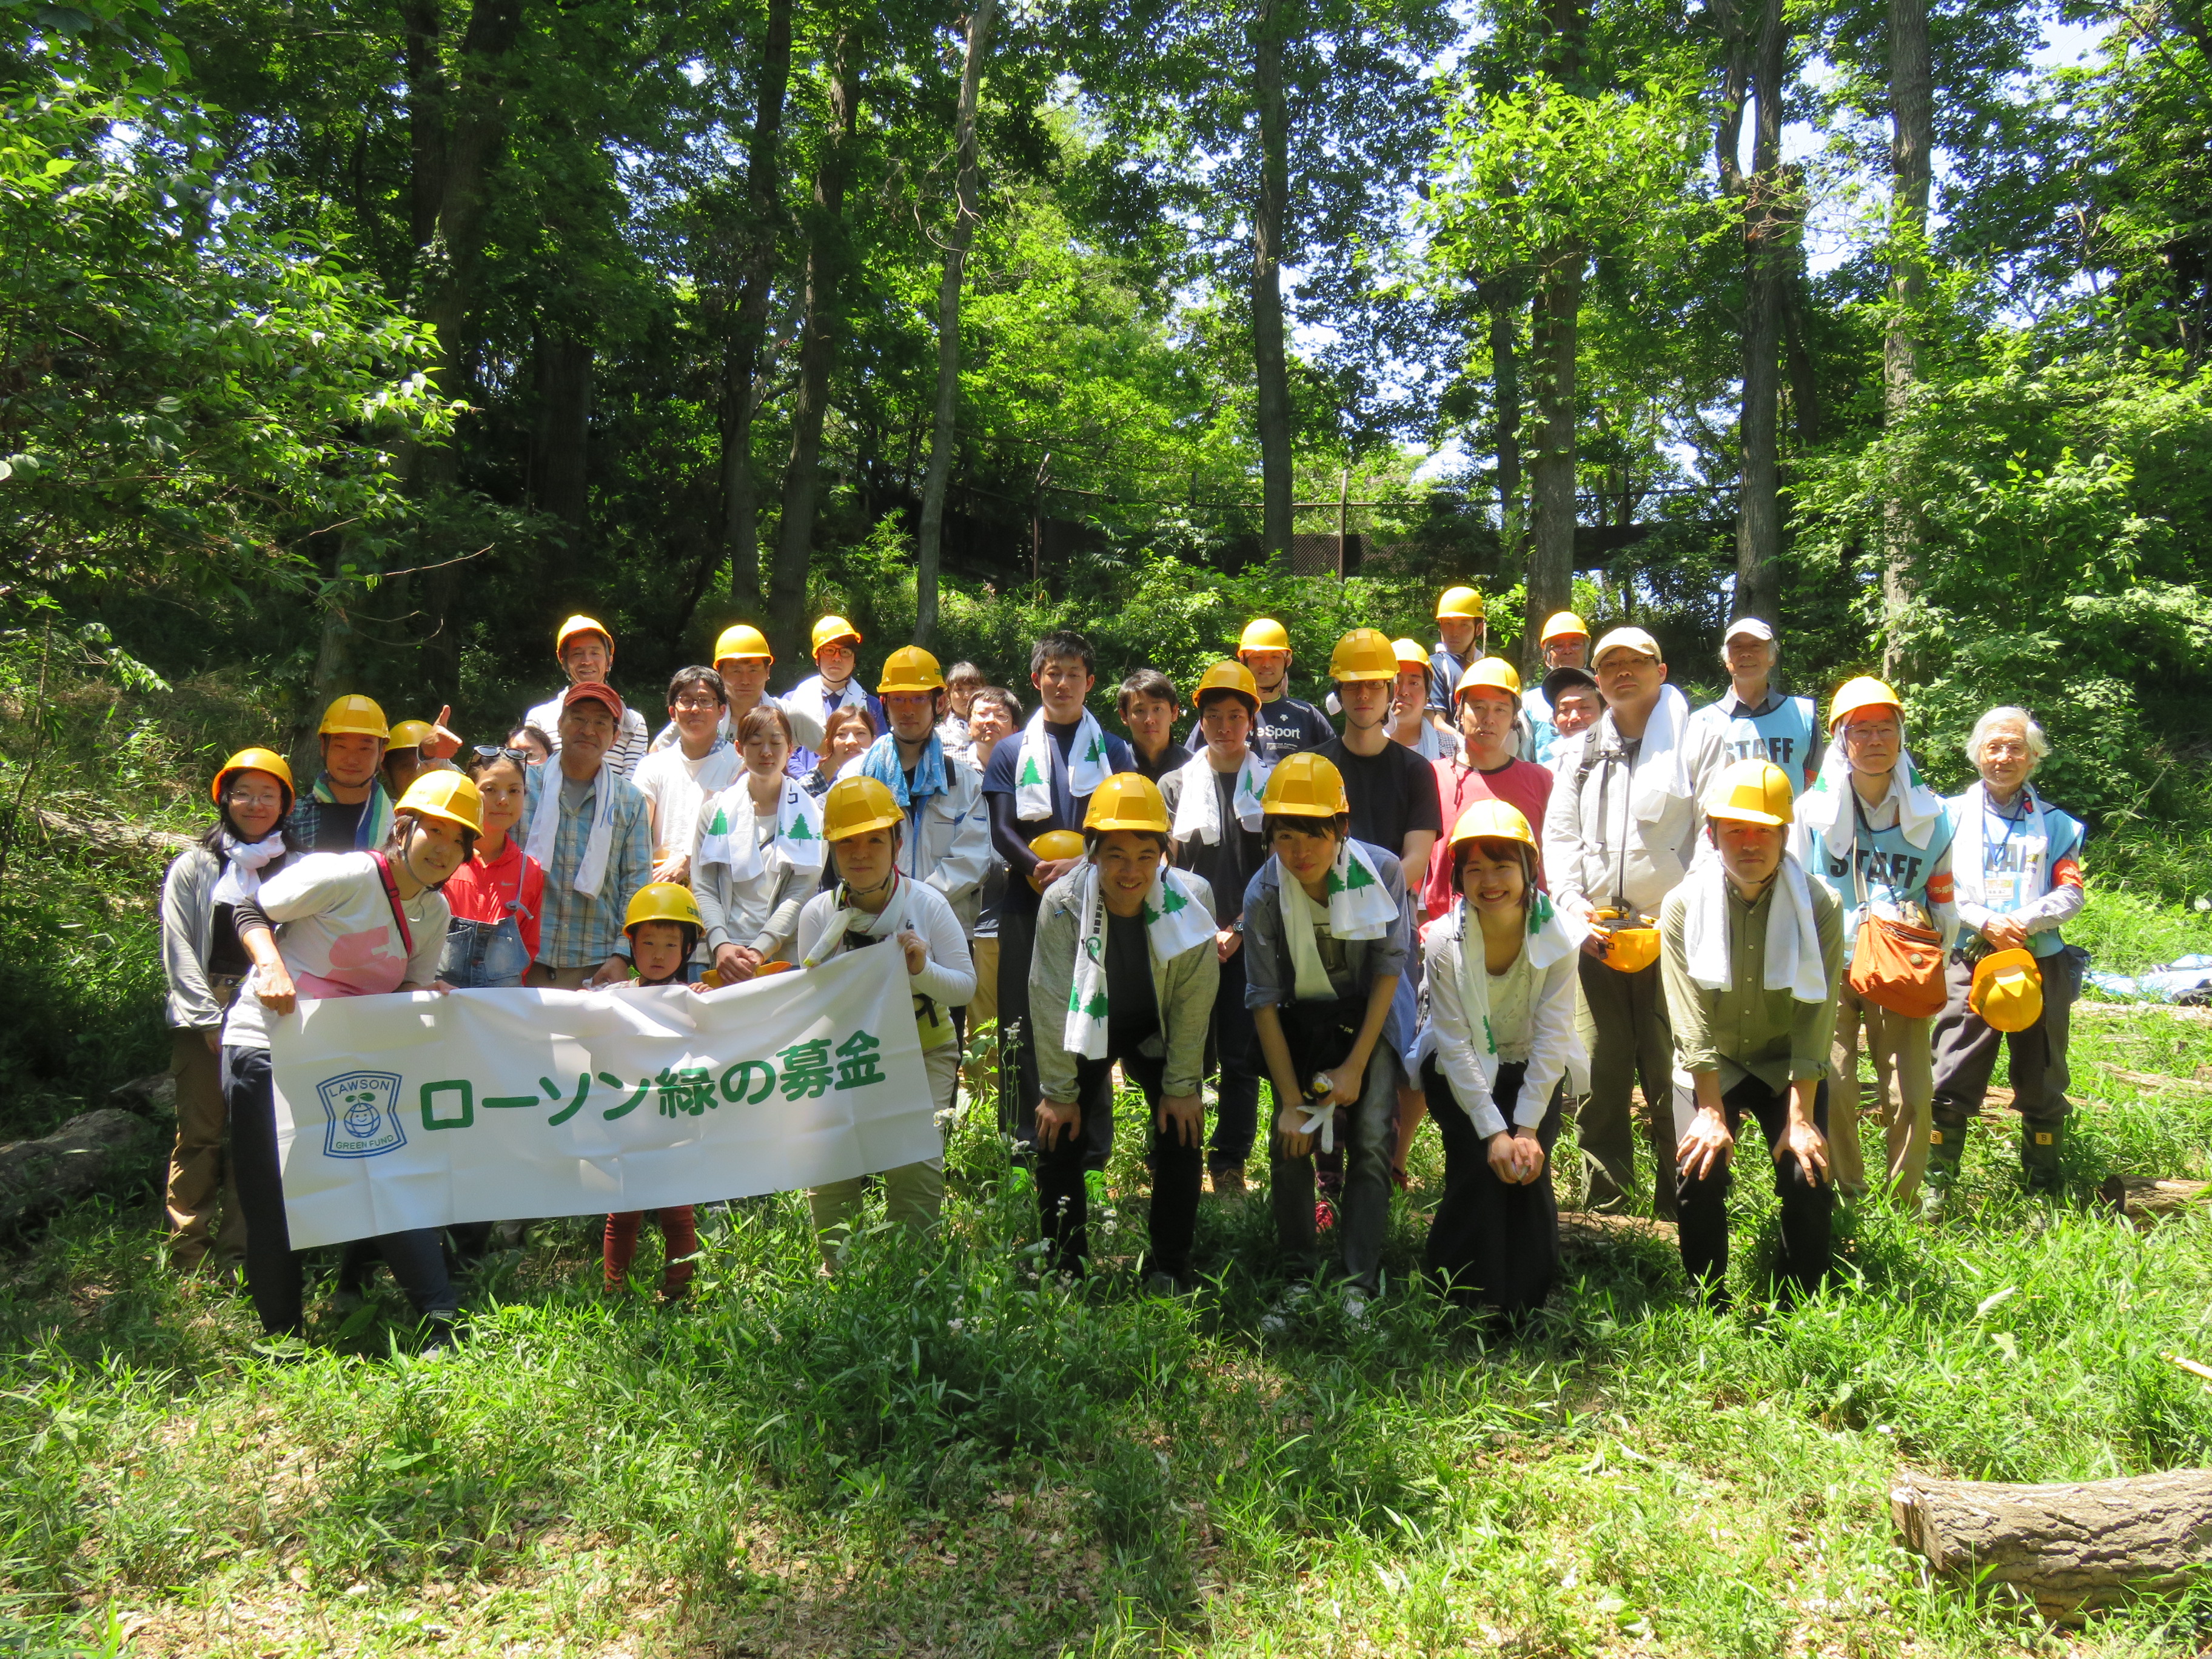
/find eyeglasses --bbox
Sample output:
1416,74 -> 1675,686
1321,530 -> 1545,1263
671,698 -> 723,714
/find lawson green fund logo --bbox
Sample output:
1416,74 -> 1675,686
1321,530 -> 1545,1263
318,1071 -> 407,1159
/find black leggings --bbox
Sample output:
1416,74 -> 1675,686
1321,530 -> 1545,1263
1674,1074 -> 1832,1299
222,1046 -> 458,1337
1421,1059 -> 1562,1317
1036,1050 -> 1201,1278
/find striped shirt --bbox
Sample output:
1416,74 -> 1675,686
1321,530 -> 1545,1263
520,763 -> 654,970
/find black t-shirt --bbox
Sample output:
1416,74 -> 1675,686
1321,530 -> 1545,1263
1173,768 -> 1262,927
1105,908 -> 1159,1055
308,796 -> 365,853
1184,694 -> 1333,765
1317,734 -> 1441,857
982,720 -> 1137,918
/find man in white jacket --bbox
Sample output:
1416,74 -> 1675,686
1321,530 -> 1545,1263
1540,626 -> 1701,1217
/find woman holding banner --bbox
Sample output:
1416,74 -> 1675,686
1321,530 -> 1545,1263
219,773 -> 482,1350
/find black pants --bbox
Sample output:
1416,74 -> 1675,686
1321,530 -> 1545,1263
1422,1059 -> 1562,1317
1037,1050 -> 1200,1279
223,1045 -> 459,1338
1674,1074 -> 1832,1300
1577,952 -> 1678,1218
1207,947 -> 1263,1174
997,899 -> 1113,1168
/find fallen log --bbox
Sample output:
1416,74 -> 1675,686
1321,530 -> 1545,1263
1892,1468 -> 2212,1621
0,1109 -> 162,1236
13,805 -> 195,860
2099,1175 -> 2212,1228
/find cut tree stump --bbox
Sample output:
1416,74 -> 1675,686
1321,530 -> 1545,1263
0,1109 -> 162,1236
1892,1468 -> 2212,1621
2099,1175 -> 2212,1229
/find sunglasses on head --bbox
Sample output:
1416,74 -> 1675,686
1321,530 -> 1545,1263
474,744 -> 531,763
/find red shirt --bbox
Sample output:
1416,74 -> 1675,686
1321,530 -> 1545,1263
1424,753 -> 1554,917
441,836 -> 545,961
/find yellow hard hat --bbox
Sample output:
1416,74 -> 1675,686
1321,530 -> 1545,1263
1238,617 -> 1292,654
1390,637 -> 1432,670
822,774 -> 903,842
713,623 -> 773,663
1704,759 -> 1796,827
555,614 -> 612,657
1261,751 -> 1350,818
625,880 -> 705,935
811,614 -> 861,655
1970,948 -> 2044,1033
394,770 -> 482,836
1193,659 -> 1261,711
212,746 -> 295,807
1027,827 -> 1087,890
1599,924 -> 1662,974
1449,799 -> 1537,850
318,694 -> 390,740
1083,772 -> 1171,835
1436,586 -> 1485,621
1453,657 -> 1523,702
1541,611 -> 1590,643
387,719 -> 436,751
1829,675 -> 1903,734
1329,628 -> 1398,683
877,645 -> 944,694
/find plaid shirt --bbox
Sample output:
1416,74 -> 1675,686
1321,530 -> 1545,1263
522,763 -> 654,970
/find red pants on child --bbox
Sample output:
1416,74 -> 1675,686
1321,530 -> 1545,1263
603,1207 -> 699,1297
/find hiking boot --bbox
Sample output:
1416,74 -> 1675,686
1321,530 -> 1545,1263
1210,1165 -> 1247,1200
1258,1284 -> 1312,1336
1314,1196 -> 1336,1232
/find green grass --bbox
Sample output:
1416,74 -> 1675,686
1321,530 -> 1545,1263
1,1008 -> 2210,1657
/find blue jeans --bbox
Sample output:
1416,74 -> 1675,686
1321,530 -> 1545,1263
1267,998 -> 1401,1293
440,914 -> 531,988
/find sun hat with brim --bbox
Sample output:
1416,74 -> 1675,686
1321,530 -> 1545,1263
1592,626 -> 1663,665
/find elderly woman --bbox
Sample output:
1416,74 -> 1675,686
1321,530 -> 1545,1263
1926,708 -> 2087,1206
159,748 -> 300,1276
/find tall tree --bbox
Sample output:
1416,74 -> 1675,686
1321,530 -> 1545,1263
1251,0 -> 1295,560
1734,0 -> 1786,623
769,31 -> 862,663
720,0 -> 796,610
1522,0 -> 1588,674
914,0 -> 997,647
1880,0 -> 1931,678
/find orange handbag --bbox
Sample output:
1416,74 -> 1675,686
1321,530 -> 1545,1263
1848,913 -> 1947,1019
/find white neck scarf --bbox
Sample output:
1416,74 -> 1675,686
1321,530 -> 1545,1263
1276,839 -> 1396,1002
801,874 -> 915,968
1798,742 -> 1944,860
1453,889 -> 1585,1088
695,776 -> 826,881
1623,684 -> 1697,825
1014,707 -> 1112,822
526,763 -> 620,897
209,831 -> 287,908
1683,851 -> 1829,1004
1062,860 -> 1217,1059
1170,749 -> 1269,845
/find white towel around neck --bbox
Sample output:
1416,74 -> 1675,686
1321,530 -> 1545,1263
1170,749 -> 1270,846
526,762 -> 620,897
1681,851 -> 1829,1004
1013,707 -> 1113,822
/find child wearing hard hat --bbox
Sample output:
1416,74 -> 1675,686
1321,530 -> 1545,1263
220,773 -> 484,1349
1182,618 -> 1333,765
1028,773 -> 1219,1288
780,615 -> 885,778
981,629 -> 1137,1175
1662,760 -> 1843,1305
159,747 -> 301,1278
1243,753 -> 1412,1327
524,616 -> 651,779
1540,626 -> 1701,1218
796,776 -> 977,1267
1928,707 -> 2087,1207
1161,663 -> 1271,1197
1795,677 -> 1959,1207
1413,801 -> 1586,1318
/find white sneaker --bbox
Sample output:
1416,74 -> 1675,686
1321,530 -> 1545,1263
1259,1284 -> 1312,1335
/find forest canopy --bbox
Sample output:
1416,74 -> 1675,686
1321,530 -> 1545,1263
1,0 -> 2207,822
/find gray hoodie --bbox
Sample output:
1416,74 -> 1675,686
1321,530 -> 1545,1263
1029,867 -> 1219,1104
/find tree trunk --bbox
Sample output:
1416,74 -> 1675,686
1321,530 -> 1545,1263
1524,252 -> 1582,677
1251,0 -> 1294,563
531,324 -> 594,586
1881,0 -> 1932,681
400,0 -> 446,260
1486,283 -> 1523,566
1782,212 -> 1822,443
1892,1469 -> 2212,1621
768,37 -> 860,665
914,0 -> 996,648
0,1111 -> 161,1236
1735,0 -> 1786,625
721,0 -> 794,609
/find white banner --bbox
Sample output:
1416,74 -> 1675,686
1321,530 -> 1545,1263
267,948 -> 934,1248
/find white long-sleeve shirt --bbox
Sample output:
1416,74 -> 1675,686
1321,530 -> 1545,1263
795,879 -> 976,1012
1419,920 -> 1580,1139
